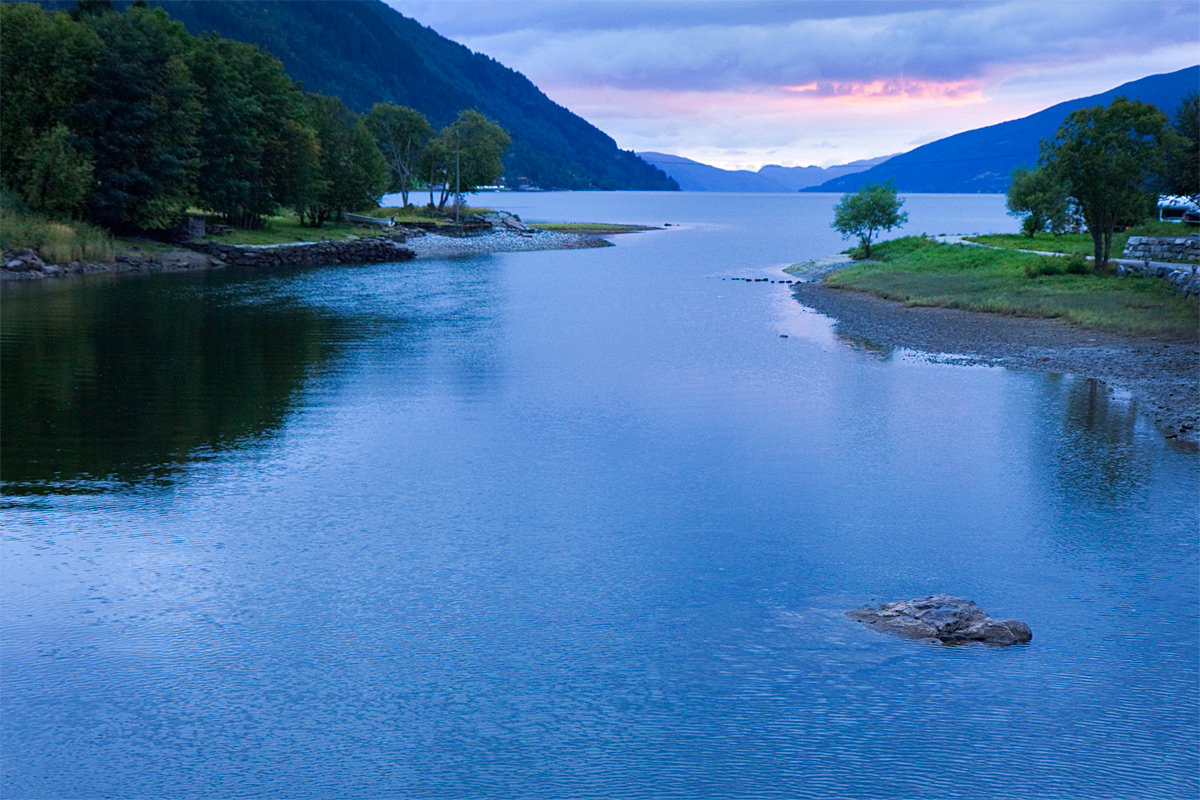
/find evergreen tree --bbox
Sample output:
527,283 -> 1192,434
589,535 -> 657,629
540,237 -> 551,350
1162,93 -> 1199,204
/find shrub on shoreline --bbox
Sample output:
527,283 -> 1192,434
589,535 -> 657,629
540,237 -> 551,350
1,192 -> 114,263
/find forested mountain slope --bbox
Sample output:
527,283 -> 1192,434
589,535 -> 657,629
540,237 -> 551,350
108,0 -> 677,190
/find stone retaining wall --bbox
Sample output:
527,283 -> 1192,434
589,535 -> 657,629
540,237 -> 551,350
1117,236 -> 1200,300
1115,259 -> 1200,299
187,236 -> 415,268
1121,235 -> 1199,263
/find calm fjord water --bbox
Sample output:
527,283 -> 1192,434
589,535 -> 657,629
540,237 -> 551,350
2,193 -> 1197,799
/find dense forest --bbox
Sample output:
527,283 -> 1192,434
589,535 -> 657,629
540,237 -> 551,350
1,1 -> 512,232
39,0 -> 679,191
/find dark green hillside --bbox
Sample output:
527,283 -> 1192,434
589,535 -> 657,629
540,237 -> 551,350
808,66 -> 1199,194
128,0 -> 676,191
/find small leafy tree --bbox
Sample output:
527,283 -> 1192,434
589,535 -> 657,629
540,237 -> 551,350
1040,96 -> 1170,273
1006,165 -> 1070,237
831,181 -> 908,258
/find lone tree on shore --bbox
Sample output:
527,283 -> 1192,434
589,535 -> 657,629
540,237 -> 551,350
1039,96 -> 1170,273
831,181 -> 908,258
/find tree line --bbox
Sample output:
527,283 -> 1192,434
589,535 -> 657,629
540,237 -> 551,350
0,1 -> 510,232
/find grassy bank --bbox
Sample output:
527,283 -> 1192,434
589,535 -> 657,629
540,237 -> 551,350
965,221 -> 1191,257
824,236 -> 1199,340
529,222 -> 659,235
199,205 -> 495,246
1,193 -> 116,263
200,213 -> 364,246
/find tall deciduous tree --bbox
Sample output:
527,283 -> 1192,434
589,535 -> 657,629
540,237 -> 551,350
76,4 -> 202,230
299,94 -> 388,227
1006,165 -> 1071,237
0,3 -> 101,214
188,35 -> 317,227
422,110 -> 510,211
365,103 -> 432,207
1039,97 -> 1170,273
831,181 -> 908,258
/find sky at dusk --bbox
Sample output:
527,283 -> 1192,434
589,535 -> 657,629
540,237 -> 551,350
383,0 -> 1199,170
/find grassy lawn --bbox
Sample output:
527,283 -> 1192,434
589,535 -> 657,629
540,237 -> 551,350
201,213 -> 363,245
528,222 -> 659,234
965,221 -> 1195,258
201,206 -> 494,246
374,205 -> 493,224
826,236 -> 1199,340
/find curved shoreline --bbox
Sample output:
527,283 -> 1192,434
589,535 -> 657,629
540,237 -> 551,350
789,258 -> 1199,444
0,228 -> 611,282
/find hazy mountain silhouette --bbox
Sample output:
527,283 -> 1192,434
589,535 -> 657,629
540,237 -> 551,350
638,152 -> 893,192
806,66 -> 1199,194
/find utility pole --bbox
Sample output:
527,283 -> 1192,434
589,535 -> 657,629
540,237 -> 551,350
454,129 -> 461,230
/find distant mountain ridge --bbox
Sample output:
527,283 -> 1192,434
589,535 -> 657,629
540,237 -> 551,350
74,0 -> 678,191
637,152 -> 892,192
806,66 -> 1199,194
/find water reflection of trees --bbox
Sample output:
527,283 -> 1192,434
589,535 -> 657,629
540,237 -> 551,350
833,330 -> 895,361
1050,375 -> 1148,505
1,275 -> 340,493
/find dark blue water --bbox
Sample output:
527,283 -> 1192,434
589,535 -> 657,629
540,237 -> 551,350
3,193 -> 1197,799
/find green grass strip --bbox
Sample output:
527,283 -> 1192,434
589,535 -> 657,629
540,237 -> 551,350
826,236 -> 1199,340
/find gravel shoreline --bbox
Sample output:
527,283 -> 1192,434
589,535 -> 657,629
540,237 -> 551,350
787,257 -> 1199,444
401,228 -> 612,259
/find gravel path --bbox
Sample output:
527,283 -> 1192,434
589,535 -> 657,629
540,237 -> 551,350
789,261 -> 1199,444
401,228 -> 611,259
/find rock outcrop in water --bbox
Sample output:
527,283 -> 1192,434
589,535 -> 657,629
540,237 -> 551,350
847,595 -> 1032,645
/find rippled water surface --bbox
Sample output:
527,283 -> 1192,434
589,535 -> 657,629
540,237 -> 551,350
3,193 -> 1197,799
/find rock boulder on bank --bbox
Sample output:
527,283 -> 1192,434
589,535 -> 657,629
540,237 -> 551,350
847,594 -> 1032,645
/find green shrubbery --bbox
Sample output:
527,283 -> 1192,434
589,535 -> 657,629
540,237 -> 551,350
1023,254 -> 1091,278
0,190 -> 113,263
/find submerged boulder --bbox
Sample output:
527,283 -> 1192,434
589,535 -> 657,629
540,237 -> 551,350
847,594 -> 1031,645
